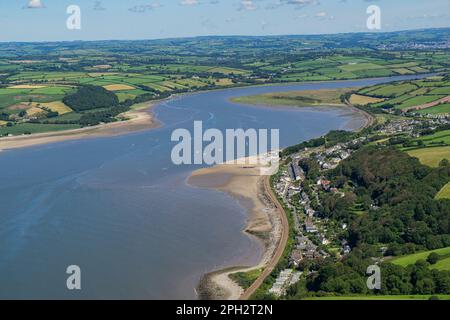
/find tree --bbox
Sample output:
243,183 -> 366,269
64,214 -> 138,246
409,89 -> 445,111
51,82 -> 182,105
439,159 -> 449,167
427,252 -> 440,265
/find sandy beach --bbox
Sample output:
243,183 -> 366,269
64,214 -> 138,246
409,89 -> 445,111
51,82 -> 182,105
188,159 -> 285,300
0,103 -> 160,152
0,82 -> 375,299
188,105 -> 373,301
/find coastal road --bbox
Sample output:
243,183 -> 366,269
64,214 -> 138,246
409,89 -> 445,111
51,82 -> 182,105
240,176 -> 289,300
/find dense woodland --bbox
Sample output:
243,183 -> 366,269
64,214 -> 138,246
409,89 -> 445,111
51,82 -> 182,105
282,146 -> 450,298
286,246 -> 450,298
63,85 -> 119,112
326,147 -> 450,251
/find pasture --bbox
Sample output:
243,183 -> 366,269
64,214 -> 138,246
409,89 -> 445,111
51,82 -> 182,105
363,83 -> 417,98
34,101 -> 73,115
436,182 -> 450,200
103,84 -> 136,91
415,129 -> 450,146
354,76 -> 450,114
349,94 -> 384,106
407,146 -> 450,167
417,103 -> 450,115
0,123 -> 80,136
390,246 -> 450,271
0,36 -> 448,136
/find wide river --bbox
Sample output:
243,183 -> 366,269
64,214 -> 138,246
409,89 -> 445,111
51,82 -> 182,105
0,75 -> 429,299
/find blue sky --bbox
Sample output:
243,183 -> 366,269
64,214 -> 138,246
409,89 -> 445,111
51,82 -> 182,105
0,0 -> 449,42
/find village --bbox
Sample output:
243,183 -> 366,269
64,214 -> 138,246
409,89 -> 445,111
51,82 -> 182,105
268,136 -> 361,297
267,112 -> 450,297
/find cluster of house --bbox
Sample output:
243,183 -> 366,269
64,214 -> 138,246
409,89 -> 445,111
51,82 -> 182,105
290,235 -> 321,267
288,160 -> 305,181
378,116 -> 450,137
419,113 -> 450,120
378,118 -> 424,136
267,106 -> 450,297
315,143 -> 353,170
378,41 -> 450,50
268,269 -> 303,297
274,139 -> 362,275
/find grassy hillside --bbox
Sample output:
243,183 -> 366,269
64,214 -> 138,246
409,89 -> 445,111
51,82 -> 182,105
407,146 -> 450,167
436,182 -> 450,200
351,76 -> 450,113
390,247 -> 450,271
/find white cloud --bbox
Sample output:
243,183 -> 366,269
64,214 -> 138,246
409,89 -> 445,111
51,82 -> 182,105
129,2 -> 162,13
180,0 -> 199,5
240,0 -> 257,11
27,0 -> 45,9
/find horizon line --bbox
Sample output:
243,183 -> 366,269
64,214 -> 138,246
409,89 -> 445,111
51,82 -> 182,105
1,26 -> 449,45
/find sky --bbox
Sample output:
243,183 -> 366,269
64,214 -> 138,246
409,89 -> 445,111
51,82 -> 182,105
0,0 -> 449,42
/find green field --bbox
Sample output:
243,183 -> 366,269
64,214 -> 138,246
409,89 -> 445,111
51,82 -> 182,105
436,182 -> 450,200
417,103 -> 450,115
355,76 -> 450,113
231,88 -> 350,107
416,129 -> 450,145
390,247 -> 450,271
364,83 -> 417,98
407,146 -> 450,167
395,95 -> 445,110
0,123 -> 81,136
0,32 -> 449,136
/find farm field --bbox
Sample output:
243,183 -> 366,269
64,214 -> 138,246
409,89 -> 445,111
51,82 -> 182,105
402,130 -> 450,166
417,103 -> 450,115
349,94 -> 384,106
407,146 -> 450,167
352,75 -> 450,113
32,101 -> 73,115
436,182 -> 450,200
415,129 -> 450,145
103,84 -> 136,91
0,32 -> 449,136
0,123 -> 81,136
390,247 -> 450,271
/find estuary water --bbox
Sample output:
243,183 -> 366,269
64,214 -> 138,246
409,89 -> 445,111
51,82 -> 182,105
0,75 -> 429,299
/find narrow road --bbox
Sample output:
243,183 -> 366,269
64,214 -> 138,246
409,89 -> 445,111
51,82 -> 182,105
240,175 -> 290,300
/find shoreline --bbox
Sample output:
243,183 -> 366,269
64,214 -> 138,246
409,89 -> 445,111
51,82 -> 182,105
342,103 -> 375,131
0,101 -> 162,152
188,106 -> 373,301
188,159 -> 284,300
0,73 -> 426,152
0,79 -> 376,299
